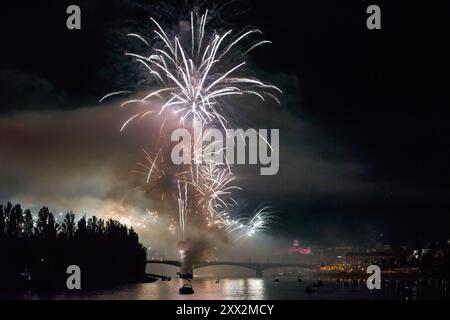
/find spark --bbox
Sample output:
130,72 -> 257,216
102,11 -> 282,131
227,205 -> 276,240
177,179 -> 188,236
103,10 -> 280,252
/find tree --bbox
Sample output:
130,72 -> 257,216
36,207 -> 58,240
106,219 -> 128,239
0,204 -> 5,235
61,211 -> 76,239
46,213 -> 58,240
76,215 -> 87,237
128,227 -> 139,243
36,207 -> 50,238
87,216 -> 99,233
97,218 -> 105,235
23,209 -> 34,237
7,204 -> 23,237
3,202 -> 12,232
0,202 -> 148,288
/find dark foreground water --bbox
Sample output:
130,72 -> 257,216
6,278 -> 450,300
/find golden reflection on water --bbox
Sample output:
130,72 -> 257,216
223,279 -> 265,300
23,278 -> 409,300
41,278 -> 268,300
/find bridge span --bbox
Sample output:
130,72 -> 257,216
146,260 -> 318,278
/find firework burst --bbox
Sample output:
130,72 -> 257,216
191,161 -> 242,228
133,149 -> 185,201
227,205 -> 276,240
102,10 -> 282,131
103,9 -> 280,265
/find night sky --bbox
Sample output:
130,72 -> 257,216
1,0 -> 450,245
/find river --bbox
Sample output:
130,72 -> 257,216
7,277 -> 448,300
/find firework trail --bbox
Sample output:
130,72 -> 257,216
227,205 -> 276,241
102,9 -> 281,266
102,10 -> 281,131
191,161 -> 241,227
133,149 -> 189,202
177,179 -> 188,236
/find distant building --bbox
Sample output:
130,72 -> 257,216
273,240 -> 316,264
288,240 -> 312,255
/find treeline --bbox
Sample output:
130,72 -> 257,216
0,202 -> 147,291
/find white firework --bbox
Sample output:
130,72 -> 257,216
192,161 -> 242,227
102,9 -> 280,241
102,10 -> 282,131
227,205 -> 276,240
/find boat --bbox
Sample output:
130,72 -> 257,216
179,283 -> 195,294
161,275 -> 170,281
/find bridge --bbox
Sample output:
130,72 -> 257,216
146,260 -> 318,278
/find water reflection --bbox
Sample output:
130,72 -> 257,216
6,278 -> 450,300
221,279 -> 265,299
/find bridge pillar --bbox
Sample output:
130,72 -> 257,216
255,265 -> 263,278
